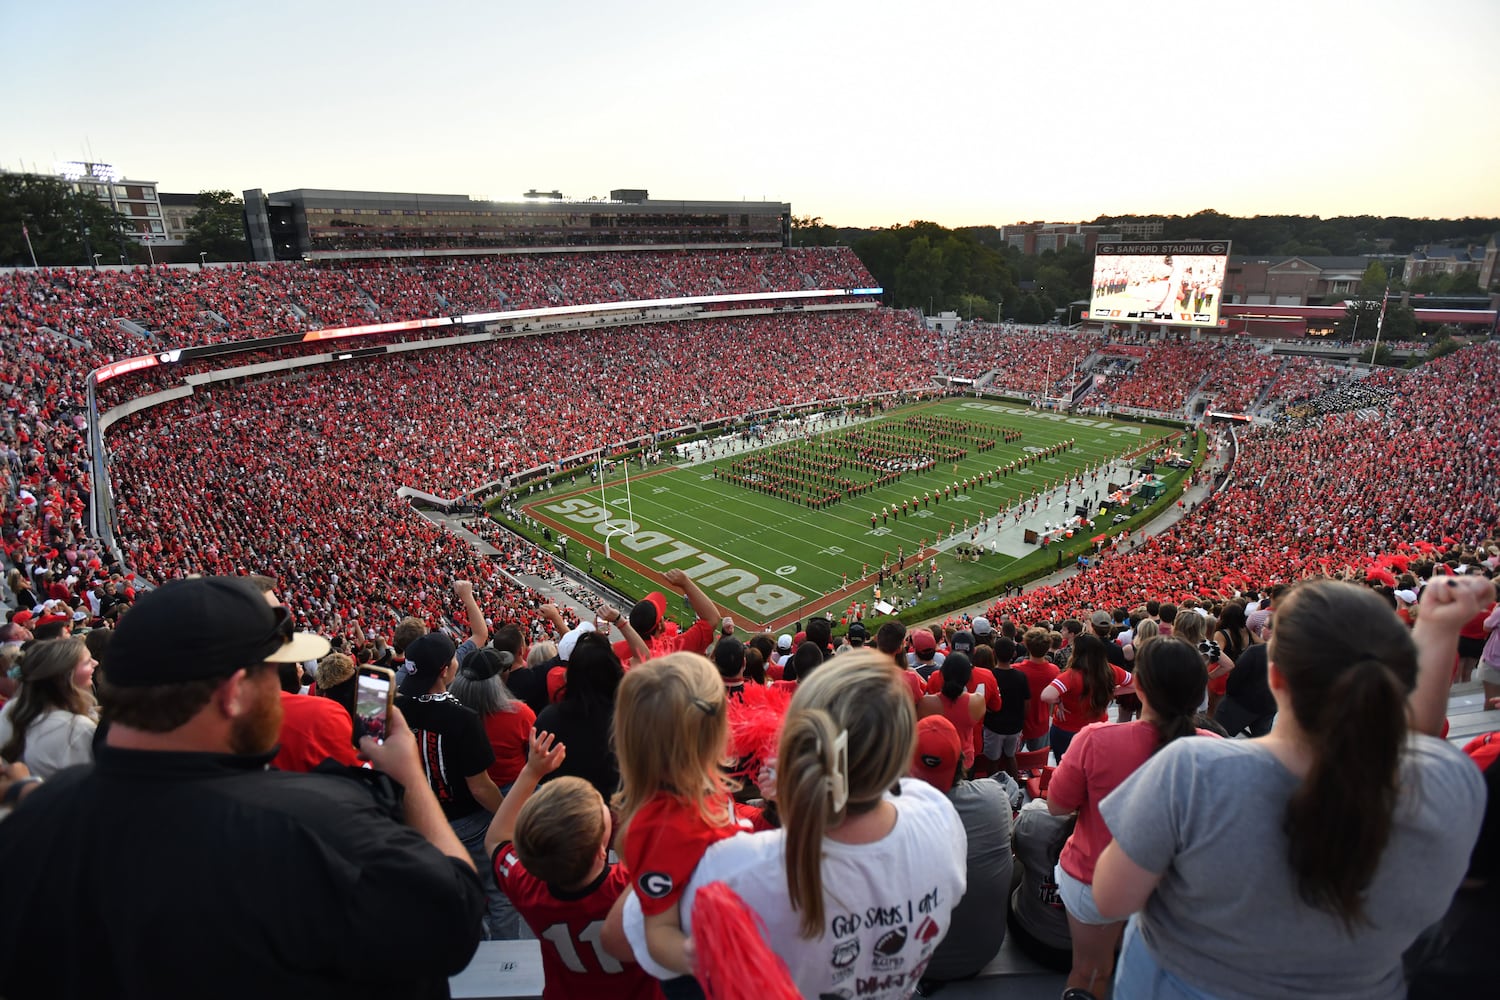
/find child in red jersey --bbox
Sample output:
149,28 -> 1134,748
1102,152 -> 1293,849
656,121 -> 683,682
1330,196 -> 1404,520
485,729 -> 662,1000
613,652 -> 751,987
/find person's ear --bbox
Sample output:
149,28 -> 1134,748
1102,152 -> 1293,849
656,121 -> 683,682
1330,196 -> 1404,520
215,668 -> 253,719
1267,659 -> 1286,692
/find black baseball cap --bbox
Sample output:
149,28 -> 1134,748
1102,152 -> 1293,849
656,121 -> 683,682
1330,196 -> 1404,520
105,576 -> 330,688
846,622 -> 869,645
398,632 -> 458,696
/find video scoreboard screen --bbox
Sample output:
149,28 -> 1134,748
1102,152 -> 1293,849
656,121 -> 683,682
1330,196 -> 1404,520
1089,241 -> 1230,327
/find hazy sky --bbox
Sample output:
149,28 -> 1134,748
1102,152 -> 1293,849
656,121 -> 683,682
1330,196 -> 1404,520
5,0 -> 1498,228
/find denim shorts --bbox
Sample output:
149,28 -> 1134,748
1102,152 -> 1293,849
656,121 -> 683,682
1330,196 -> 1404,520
1114,917 -> 1221,1000
1054,863 -> 1113,926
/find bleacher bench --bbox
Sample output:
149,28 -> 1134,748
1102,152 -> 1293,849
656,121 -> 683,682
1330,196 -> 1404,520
448,932 -> 1064,1000
449,940 -> 544,1000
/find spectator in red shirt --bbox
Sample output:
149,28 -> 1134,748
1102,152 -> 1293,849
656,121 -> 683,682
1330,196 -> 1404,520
918,653 -> 987,772
1457,582 -> 1497,683
1041,634 -> 1134,762
450,647 -> 536,793
272,682 -> 359,773
1017,627 -> 1061,752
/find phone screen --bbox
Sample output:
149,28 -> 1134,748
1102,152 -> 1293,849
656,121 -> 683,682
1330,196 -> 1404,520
354,666 -> 395,743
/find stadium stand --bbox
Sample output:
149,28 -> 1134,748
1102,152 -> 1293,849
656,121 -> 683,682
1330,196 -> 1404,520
939,323 -> 1103,394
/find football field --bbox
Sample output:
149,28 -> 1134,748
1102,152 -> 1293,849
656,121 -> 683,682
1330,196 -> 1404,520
522,398 -> 1175,630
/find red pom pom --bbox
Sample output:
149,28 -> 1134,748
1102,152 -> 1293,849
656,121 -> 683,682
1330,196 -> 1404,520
725,684 -> 794,777
691,882 -> 800,1000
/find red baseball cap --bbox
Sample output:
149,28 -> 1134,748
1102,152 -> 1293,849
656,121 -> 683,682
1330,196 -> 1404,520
910,629 -> 937,654
627,591 -> 668,634
911,716 -> 961,792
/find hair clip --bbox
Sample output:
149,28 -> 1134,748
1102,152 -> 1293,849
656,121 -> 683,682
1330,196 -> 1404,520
691,697 -> 719,717
827,728 -> 849,812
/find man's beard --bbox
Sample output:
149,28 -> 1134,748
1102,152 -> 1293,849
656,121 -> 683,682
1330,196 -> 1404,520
230,677 -> 284,756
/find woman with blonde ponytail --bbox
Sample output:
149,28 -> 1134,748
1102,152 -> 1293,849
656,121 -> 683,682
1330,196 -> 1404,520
1091,577 -> 1490,1000
616,649 -> 967,999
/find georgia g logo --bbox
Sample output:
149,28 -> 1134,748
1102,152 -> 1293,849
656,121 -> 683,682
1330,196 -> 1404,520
640,872 -> 674,899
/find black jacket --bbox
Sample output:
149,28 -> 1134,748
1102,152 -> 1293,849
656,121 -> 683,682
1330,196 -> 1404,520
0,745 -> 485,999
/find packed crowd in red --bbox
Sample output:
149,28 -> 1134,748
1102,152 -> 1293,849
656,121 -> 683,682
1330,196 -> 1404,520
986,341 -> 1500,625
344,247 -> 877,316
940,323 -> 1104,394
1200,348 -> 1283,413
0,250 -> 867,639
1092,341 -> 1220,412
1259,357 -> 1360,411
0,247 -> 873,360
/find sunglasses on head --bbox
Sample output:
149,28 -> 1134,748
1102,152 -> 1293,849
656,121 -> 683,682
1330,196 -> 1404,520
267,605 -> 295,645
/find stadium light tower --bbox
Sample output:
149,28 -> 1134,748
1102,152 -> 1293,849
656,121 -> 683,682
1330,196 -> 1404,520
59,161 -> 126,266
57,160 -> 123,217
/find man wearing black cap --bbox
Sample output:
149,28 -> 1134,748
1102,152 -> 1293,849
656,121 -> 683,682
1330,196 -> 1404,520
1090,610 -> 1128,671
0,576 -> 485,999
837,620 -> 869,653
395,630 -> 514,938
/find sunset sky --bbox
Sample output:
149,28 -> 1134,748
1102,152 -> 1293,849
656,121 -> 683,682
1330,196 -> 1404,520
5,0 -> 1498,228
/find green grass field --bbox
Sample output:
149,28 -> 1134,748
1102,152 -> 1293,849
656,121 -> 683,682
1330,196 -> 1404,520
518,398 -> 1177,630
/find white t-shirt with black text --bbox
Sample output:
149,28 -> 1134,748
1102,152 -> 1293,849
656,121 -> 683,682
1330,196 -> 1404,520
624,778 -> 967,999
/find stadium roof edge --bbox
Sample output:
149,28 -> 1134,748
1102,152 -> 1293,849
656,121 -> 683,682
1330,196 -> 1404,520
261,188 -> 791,212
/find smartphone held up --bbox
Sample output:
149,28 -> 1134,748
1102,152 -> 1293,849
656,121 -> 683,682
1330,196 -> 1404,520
354,666 -> 396,744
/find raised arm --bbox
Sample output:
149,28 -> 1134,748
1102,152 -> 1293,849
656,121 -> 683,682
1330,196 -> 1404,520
600,604 -> 650,665
663,567 -> 719,627
1409,576 -> 1491,736
538,603 -> 568,635
454,580 -> 487,650
484,729 -> 566,857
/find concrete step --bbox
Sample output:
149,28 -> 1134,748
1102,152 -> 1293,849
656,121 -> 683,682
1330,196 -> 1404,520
449,934 -> 1069,1000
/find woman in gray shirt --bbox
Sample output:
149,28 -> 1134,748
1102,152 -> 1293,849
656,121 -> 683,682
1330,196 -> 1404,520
1091,577 -> 1489,1000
